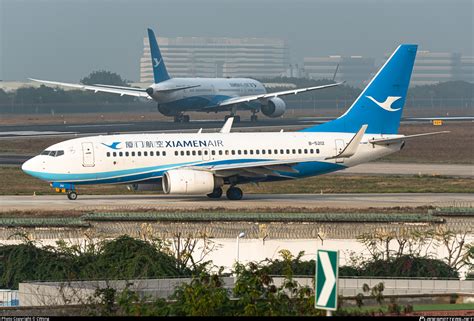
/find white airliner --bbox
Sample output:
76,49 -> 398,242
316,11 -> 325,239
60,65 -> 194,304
22,44 -> 449,201
30,28 -> 342,123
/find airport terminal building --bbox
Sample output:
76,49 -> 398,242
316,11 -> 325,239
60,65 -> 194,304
140,36 -> 289,82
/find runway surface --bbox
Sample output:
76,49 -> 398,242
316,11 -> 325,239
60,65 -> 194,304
1,193 -> 472,212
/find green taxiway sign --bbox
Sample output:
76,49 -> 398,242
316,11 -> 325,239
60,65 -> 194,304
315,249 -> 339,311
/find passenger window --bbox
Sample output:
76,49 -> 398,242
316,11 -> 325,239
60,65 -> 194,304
280,149 -> 284,154
211,150 -> 215,156
150,151 -> 154,156
292,149 -> 296,154
310,149 -> 314,154
119,152 -> 123,157
262,150 -> 266,155
268,149 -> 272,154
286,149 -> 290,154
137,152 -> 141,156
250,150 -> 254,155
113,152 -> 117,157
186,151 -> 190,156
274,149 -> 278,154
243,150 -> 248,155
256,150 -> 260,155
144,151 -> 148,156
238,150 -> 241,155
181,151 -> 185,156
156,151 -> 160,156
317,149 -> 320,154
125,152 -> 129,157
132,152 -> 135,157
298,149 -> 302,154
198,150 -> 202,156
304,149 -> 308,154
219,150 -> 223,155
163,151 -> 166,156
192,150 -> 196,156
204,150 -> 208,155
107,152 -> 110,157
225,150 -> 229,155
175,151 -> 178,156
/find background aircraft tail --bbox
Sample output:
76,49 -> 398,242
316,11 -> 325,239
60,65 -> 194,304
301,44 -> 417,134
147,28 -> 171,84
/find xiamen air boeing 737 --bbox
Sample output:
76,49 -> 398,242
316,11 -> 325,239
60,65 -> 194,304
22,44 -> 449,201
30,28 -> 342,123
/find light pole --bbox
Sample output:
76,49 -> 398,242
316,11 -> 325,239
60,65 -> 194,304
236,232 -> 246,264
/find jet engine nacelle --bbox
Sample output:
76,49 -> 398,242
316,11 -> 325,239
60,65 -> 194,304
261,97 -> 286,118
127,183 -> 163,192
162,169 -> 224,195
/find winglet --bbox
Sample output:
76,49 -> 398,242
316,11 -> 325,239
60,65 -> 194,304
326,124 -> 368,159
219,117 -> 234,134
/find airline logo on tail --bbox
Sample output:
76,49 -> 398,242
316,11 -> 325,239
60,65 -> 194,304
153,58 -> 162,68
366,96 -> 402,112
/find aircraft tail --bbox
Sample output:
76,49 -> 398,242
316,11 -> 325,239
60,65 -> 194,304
147,28 -> 171,84
301,44 -> 417,134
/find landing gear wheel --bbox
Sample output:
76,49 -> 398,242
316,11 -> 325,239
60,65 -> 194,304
207,187 -> 223,199
234,115 -> 241,123
67,191 -> 77,200
183,115 -> 190,123
250,115 -> 258,122
226,186 -> 243,200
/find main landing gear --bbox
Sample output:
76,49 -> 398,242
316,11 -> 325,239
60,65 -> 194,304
226,186 -> 243,200
174,114 -> 190,123
250,110 -> 258,122
207,186 -> 243,200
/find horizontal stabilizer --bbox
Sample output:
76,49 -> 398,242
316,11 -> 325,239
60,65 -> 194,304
369,131 -> 450,145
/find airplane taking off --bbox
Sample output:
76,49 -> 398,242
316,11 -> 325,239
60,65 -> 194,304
30,28 -> 342,123
22,44 -> 449,201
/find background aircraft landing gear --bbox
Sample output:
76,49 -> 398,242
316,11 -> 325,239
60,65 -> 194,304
207,187 -> 223,199
67,191 -> 77,200
226,186 -> 243,200
174,114 -> 190,123
250,114 -> 258,122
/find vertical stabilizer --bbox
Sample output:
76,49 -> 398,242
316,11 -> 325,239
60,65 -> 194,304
147,28 -> 171,83
301,44 -> 417,134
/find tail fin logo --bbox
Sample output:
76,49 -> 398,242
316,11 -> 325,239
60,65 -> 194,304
153,58 -> 162,68
366,96 -> 402,112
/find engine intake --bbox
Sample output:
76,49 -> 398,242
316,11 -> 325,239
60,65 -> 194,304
162,169 -> 223,195
261,97 -> 286,118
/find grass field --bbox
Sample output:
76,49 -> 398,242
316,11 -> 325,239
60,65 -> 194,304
1,165 -> 472,196
343,303 -> 474,315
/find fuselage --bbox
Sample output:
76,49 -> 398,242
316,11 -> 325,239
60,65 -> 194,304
22,131 -> 403,186
148,78 -> 266,113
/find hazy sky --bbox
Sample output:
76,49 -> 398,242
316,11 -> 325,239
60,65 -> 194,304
1,0 -> 472,82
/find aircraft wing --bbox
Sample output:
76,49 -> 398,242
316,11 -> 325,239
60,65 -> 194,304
29,78 -> 151,99
216,82 -> 344,108
187,158 -> 320,179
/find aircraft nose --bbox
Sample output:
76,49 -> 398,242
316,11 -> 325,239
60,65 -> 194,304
21,157 -> 38,173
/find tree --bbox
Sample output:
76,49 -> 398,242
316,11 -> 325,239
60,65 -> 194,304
80,70 -> 130,86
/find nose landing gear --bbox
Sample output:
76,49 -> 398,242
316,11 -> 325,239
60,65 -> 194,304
173,114 -> 190,123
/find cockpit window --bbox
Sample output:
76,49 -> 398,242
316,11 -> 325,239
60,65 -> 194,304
41,150 -> 64,157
